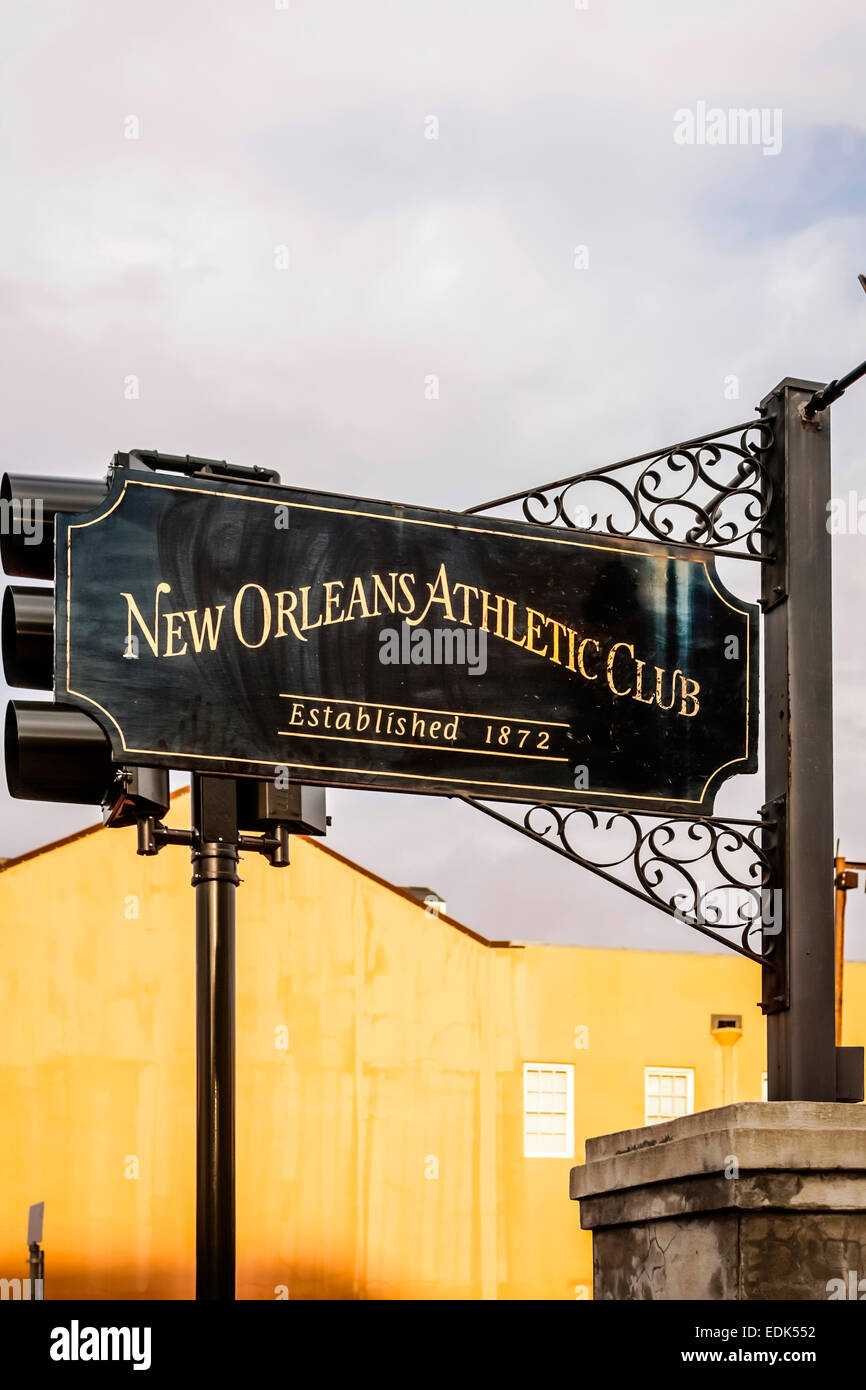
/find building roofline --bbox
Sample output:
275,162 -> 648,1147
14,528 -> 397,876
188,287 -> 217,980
0,786 -> 518,950
2,793 -> 797,963
0,813 -> 105,870
301,832 -> 517,948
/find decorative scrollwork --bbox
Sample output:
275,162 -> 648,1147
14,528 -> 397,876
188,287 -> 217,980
462,415 -> 780,969
471,419 -> 774,560
465,798 -> 777,965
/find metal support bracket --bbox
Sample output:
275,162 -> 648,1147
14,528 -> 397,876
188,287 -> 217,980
463,413 -> 782,971
463,374 -> 856,1100
463,796 -> 777,967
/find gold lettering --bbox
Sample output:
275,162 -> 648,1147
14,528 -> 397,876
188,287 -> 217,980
397,573 -> 416,615
577,638 -> 600,680
452,582 -> 479,625
606,642 -> 634,697
120,582 -> 171,658
163,611 -> 188,658
480,590 -> 505,637
656,666 -> 679,711
678,675 -> 701,717
185,605 -> 226,652
323,581 -> 345,626
633,659 -> 655,705
299,586 -> 323,632
371,572 -> 398,616
275,590 -> 306,641
504,598 -> 526,648
525,608 -> 548,657
345,576 -> 372,621
545,618 -> 568,665
233,583 -> 272,649
409,563 -> 456,626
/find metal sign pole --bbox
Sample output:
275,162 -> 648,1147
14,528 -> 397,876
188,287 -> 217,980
27,1243 -> 44,1299
191,774 -> 239,1301
26,1202 -> 44,1300
760,378 -> 861,1101
130,776 -> 320,1298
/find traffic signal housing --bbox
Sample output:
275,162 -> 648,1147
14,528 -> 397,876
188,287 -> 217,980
1,469 -> 128,808
1,460 -> 321,840
2,585 -> 53,689
1,472 -> 107,580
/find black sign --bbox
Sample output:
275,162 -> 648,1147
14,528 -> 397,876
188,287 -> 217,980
55,471 -> 758,813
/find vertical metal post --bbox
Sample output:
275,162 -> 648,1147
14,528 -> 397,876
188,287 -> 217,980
26,1202 -> 44,1299
834,854 -> 847,1047
191,774 -> 239,1300
27,1243 -> 44,1299
761,379 -> 837,1100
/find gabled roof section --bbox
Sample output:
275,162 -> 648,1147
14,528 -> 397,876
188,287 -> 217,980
0,787 -> 518,949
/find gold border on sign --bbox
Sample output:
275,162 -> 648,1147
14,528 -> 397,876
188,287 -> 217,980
64,478 -> 755,807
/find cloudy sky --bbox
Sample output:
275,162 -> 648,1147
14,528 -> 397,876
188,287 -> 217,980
2,0 -> 866,956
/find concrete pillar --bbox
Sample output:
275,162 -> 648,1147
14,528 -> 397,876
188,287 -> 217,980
570,1103 -> 866,1300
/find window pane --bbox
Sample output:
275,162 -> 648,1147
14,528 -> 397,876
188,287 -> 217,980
525,1065 -> 572,1157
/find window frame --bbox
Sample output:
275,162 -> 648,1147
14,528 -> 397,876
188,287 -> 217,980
643,1065 -> 695,1126
523,1062 -> 575,1159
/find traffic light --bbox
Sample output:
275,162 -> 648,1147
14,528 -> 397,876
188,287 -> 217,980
1,469 -> 169,818
5,701 -> 114,804
0,473 -> 107,580
2,451 -> 329,1309
2,585 -> 53,689
1,459 -> 321,839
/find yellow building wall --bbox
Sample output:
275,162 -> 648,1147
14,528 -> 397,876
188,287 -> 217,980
0,789 -> 859,1299
494,944 -> 768,1298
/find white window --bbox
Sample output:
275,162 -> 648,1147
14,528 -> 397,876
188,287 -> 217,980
523,1063 -> 574,1158
644,1067 -> 694,1125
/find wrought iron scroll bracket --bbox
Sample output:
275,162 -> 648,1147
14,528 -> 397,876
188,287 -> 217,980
463,413 -> 784,985
462,797 -> 782,974
467,417 -> 775,562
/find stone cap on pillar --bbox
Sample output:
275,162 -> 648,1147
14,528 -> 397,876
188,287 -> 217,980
571,1102 -> 866,1230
